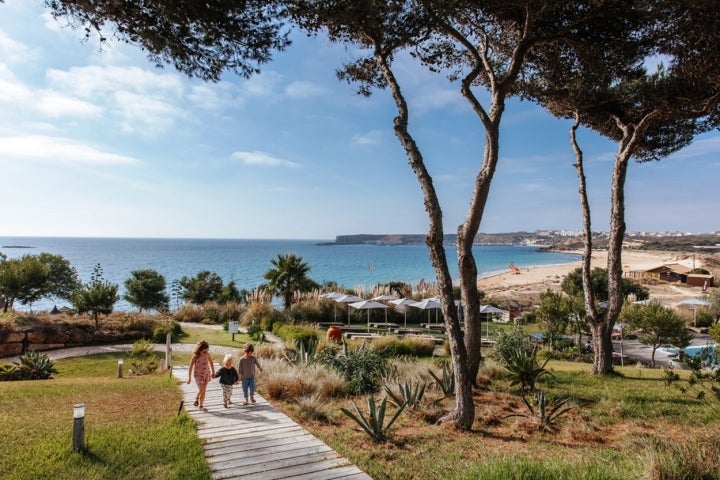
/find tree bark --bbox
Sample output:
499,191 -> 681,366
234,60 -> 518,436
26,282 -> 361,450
375,49 -> 475,429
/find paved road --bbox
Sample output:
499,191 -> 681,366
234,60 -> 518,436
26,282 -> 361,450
612,332 -> 714,367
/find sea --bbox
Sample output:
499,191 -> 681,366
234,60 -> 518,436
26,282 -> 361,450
0,237 -> 580,312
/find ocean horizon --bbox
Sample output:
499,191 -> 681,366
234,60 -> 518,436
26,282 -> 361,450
0,236 -> 580,312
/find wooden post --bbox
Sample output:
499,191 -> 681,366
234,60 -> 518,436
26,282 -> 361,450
117,359 -> 123,378
165,332 -> 172,370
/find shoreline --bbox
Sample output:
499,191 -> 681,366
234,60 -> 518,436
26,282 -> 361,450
478,249 -> 707,306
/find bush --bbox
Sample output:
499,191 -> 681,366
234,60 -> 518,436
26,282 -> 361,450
0,351 -> 58,381
296,392 -> 335,423
173,303 -> 205,323
369,335 -> 435,358
151,321 -> 183,343
127,339 -> 160,375
273,324 -> 318,346
246,323 -> 263,342
493,327 -> 533,365
314,343 -> 390,395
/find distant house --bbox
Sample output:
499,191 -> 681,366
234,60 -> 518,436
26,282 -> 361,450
643,264 -> 692,283
498,300 -> 523,320
686,273 -> 714,288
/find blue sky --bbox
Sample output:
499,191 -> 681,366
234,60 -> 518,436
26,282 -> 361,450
1,1 -> 718,240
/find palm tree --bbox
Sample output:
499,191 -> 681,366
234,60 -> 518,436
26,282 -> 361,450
263,254 -> 317,310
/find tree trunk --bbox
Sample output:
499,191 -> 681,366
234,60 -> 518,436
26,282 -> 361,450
591,321 -> 614,373
376,50 -> 474,429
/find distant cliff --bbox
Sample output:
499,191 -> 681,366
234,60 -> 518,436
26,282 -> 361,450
328,232 -> 546,246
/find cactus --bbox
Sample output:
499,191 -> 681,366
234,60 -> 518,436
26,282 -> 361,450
341,395 -> 406,442
384,379 -> 426,409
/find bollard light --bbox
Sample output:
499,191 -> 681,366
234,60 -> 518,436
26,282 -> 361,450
72,403 -> 85,452
117,359 -> 123,378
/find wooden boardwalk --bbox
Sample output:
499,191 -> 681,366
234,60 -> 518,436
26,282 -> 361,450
173,366 -> 372,480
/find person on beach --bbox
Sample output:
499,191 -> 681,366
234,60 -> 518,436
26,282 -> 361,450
238,343 -> 263,405
187,340 -> 215,410
216,353 -> 240,408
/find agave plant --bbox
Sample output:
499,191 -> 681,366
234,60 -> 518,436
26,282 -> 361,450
340,395 -> 407,442
428,361 -> 455,397
384,379 -> 426,409
0,363 -> 22,381
284,337 -> 319,365
505,389 -> 572,432
504,345 -> 553,392
18,351 -> 58,380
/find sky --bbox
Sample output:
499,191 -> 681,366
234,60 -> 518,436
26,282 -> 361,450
0,1 -> 718,240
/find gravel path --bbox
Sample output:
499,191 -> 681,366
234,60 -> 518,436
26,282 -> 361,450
1,322 -> 282,363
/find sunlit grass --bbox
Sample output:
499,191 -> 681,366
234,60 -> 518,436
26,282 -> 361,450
0,353 -> 209,480
178,324 -> 251,348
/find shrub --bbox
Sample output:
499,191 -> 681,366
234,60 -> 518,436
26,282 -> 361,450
289,300 -> 331,324
173,303 -> 205,323
201,301 -> 223,324
0,351 -> 58,381
314,342 -> 391,395
296,392 -> 335,423
243,301 -> 281,328
493,326 -> 533,365
127,339 -> 160,375
19,350 -> 58,380
0,363 -> 22,381
504,345 -> 553,392
246,323 -> 263,342
369,335 -> 435,357
220,301 -> 244,323
151,321 -> 183,343
273,324 -> 318,346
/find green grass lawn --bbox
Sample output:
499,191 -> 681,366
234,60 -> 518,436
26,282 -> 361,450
0,353 -> 210,480
179,325 -> 252,349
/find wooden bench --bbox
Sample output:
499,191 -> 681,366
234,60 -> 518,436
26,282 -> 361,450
344,333 -> 382,340
392,328 -> 424,335
368,322 -> 399,329
421,323 -> 446,331
404,334 -> 446,345
317,322 -> 344,328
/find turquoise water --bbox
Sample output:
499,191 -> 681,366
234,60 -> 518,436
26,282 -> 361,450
0,237 -> 579,311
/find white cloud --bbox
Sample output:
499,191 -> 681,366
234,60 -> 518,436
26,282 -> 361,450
351,129 -> 384,146
0,29 -> 33,64
36,91 -> 102,118
285,81 -> 326,99
188,82 -> 244,112
243,71 -> 283,97
231,150 -> 300,167
46,65 -> 183,99
0,134 -> 139,165
113,90 -> 181,134
0,65 -> 33,105
411,87 -> 464,113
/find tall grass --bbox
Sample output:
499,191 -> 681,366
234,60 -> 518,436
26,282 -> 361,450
644,435 -> 720,479
0,353 -> 209,480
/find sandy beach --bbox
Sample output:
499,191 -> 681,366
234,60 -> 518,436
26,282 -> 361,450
479,249 -> 711,306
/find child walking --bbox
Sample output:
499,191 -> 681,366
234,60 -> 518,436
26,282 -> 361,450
187,340 -> 215,411
238,343 -> 263,405
216,353 -> 239,408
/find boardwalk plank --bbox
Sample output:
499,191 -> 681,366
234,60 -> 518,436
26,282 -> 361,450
173,365 -> 371,480
221,456 -> 352,480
